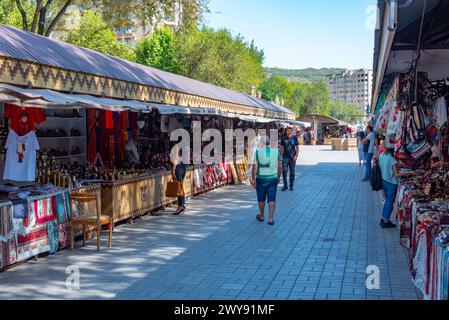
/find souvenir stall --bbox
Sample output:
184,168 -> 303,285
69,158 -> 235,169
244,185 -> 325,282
373,71 -> 449,300
84,109 -> 256,223
0,101 -> 104,271
371,0 -> 449,298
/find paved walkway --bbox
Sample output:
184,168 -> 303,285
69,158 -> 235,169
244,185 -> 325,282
0,146 -> 418,300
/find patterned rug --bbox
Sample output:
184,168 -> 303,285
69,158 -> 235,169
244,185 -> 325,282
15,202 -> 50,262
0,204 -> 18,270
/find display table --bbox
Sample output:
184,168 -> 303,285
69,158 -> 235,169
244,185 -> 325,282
100,163 -> 239,223
330,138 -> 357,151
396,183 -> 449,300
100,172 -> 178,223
0,185 -> 100,271
331,138 -> 344,150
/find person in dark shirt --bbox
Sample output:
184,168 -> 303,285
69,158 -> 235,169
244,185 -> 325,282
280,127 -> 300,191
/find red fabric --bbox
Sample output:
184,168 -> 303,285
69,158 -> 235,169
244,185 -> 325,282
105,111 -> 114,129
34,198 -> 57,225
115,112 -> 125,163
4,104 -> 46,136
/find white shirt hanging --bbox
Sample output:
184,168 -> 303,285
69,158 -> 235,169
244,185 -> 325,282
435,97 -> 448,129
3,130 -> 40,182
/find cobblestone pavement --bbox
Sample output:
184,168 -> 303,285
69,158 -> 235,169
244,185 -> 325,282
0,146 -> 419,300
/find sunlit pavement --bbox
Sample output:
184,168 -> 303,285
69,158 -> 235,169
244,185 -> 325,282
0,145 -> 419,300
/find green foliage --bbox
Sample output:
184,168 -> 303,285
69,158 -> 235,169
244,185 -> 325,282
0,0 -> 33,29
174,25 -> 266,93
265,67 -> 346,82
65,10 -> 134,60
259,76 -> 291,102
135,27 -> 179,73
328,100 -> 365,124
100,0 -> 208,30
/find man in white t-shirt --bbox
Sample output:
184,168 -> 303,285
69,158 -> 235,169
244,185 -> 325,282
362,125 -> 375,182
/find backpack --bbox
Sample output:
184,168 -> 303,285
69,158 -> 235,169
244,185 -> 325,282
370,165 -> 383,192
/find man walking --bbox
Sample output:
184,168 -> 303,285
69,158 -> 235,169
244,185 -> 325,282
362,126 -> 375,182
252,136 -> 282,226
280,127 -> 300,191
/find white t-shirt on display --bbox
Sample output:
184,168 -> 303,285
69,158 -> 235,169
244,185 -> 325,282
3,130 -> 40,182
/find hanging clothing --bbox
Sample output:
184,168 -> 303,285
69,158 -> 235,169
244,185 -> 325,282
4,104 -> 46,136
435,97 -> 448,129
3,130 -> 40,182
86,109 -> 97,164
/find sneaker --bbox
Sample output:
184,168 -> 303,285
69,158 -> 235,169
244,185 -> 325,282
289,187 -> 294,191
281,186 -> 288,192
381,221 -> 396,229
379,219 -> 385,226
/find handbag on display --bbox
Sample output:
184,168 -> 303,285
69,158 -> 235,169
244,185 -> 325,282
409,102 -> 426,141
406,140 -> 432,160
166,179 -> 184,198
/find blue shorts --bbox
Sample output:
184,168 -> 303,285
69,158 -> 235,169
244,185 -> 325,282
256,178 -> 279,203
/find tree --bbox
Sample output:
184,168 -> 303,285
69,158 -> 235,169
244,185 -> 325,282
5,0 -> 81,36
300,81 -> 332,116
64,10 -> 134,60
135,27 -> 179,73
174,26 -> 266,93
259,76 -> 291,102
4,0 -> 208,37
100,0 -> 209,30
328,101 -> 366,124
285,81 -> 306,116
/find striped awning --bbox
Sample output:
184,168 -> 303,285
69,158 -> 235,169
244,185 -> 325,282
0,82 -> 282,124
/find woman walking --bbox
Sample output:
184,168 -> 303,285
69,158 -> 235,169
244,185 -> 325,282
171,144 -> 187,215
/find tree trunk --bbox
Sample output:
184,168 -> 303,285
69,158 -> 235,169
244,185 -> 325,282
45,0 -> 73,37
38,0 -> 53,35
15,0 -> 28,31
30,0 -> 43,33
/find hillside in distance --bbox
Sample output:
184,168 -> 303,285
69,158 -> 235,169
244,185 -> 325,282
265,67 -> 346,82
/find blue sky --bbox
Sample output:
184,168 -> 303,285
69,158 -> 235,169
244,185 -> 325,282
204,0 -> 377,69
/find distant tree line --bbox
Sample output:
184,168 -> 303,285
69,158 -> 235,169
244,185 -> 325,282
265,67 -> 346,82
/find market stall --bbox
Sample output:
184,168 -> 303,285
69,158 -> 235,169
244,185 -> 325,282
372,0 -> 449,300
297,114 -> 352,146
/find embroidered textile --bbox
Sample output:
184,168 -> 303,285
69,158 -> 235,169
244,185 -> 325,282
0,204 -> 18,269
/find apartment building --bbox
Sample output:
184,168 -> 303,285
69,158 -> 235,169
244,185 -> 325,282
326,69 -> 373,112
115,1 -> 183,47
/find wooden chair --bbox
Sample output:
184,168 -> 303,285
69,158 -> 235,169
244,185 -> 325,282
69,192 -> 113,252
